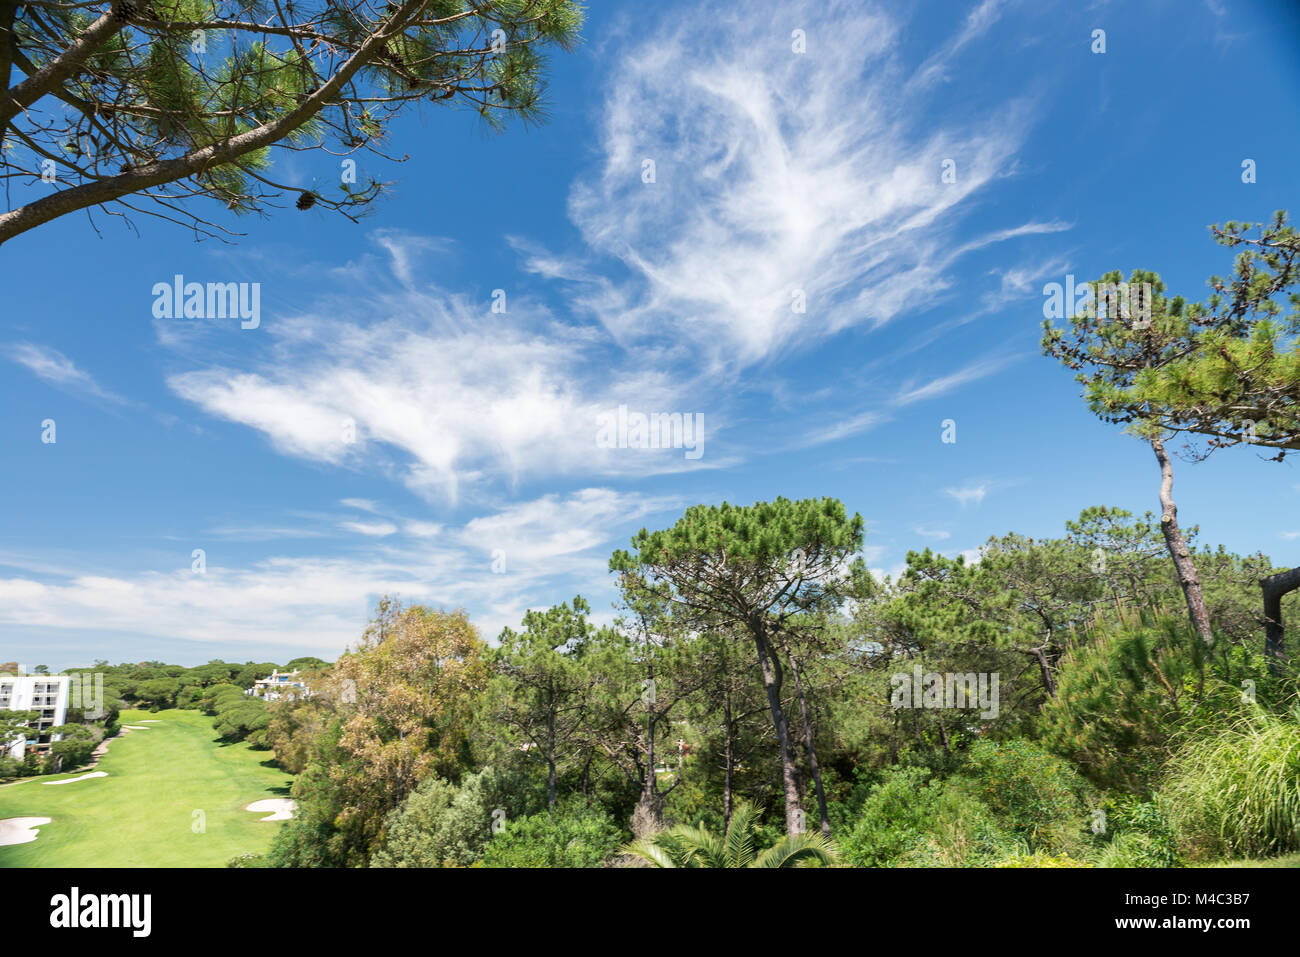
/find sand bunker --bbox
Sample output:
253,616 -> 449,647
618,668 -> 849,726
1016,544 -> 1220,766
42,771 -> 107,786
245,799 -> 297,822
0,817 -> 51,846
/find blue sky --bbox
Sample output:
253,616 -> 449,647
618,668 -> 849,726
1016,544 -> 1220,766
2,0 -> 1298,669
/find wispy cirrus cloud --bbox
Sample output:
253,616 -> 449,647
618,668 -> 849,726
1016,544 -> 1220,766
167,235 -> 722,503
340,521 -> 399,537
7,343 -> 125,404
531,0 -> 1047,366
893,354 -> 1024,407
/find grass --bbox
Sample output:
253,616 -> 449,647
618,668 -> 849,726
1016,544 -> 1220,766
0,708 -> 291,867
1162,709 -> 1300,860
1210,852 -> 1300,868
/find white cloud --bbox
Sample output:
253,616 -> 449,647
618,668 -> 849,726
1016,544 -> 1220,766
0,488 -> 669,651
455,488 -> 678,563
8,343 -> 125,404
404,521 -> 443,538
944,483 -> 989,507
795,410 -> 889,449
340,498 -> 380,513
915,526 -> 952,541
168,238 -> 716,503
340,521 -> 399,537
541,0 -> 1041,366
893,354 -> 1022,407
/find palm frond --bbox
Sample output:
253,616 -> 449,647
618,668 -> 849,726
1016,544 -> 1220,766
724,801 -> 759,868
752,833 -> 838,869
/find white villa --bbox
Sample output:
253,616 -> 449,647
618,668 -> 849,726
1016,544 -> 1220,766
0,674 -> 70,759
247,670 -> 310,701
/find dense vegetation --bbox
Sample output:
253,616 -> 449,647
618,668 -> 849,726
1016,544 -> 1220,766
10,213 -> 1299,869
233,495 -> 1297,869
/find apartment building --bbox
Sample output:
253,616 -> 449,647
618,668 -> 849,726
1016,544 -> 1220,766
0,674 -> 70,759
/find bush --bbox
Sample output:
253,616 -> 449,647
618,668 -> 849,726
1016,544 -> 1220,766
960,738 -> 1091,853
1039,615 -> 1265,793
1091,797 -> 1180,868
1161,708 -> 1300,860
479,804 -> 624,868
371,768 -> 517,868
839,766 -> 1017,867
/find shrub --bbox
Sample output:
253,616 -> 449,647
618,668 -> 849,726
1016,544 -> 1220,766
1161,708 -> 1300,860
1091,797 -> 1180,868
370,768 -> 517,868
960,738 -> 1091,853
479,804 -> 624,868
839,766 -> 1017,867
1039,615 -> 1266,794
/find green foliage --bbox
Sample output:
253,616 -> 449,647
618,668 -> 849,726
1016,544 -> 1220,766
49,723 -> 100,769
838,767 -> 1015,867
4,0 -> 586,239
961,739 -> 1091,853
1091,797 -> 1181,867
272,600 -> 489,867
484,596 -> 599,807
1162,708 -> 1300,860
1040,615 -> 1230,792
134,677 -> 182,710
1043,212 -> 1300,457
622,801 -> 836,868
370,767 -> 521,868
212,700 -> 270,746
480,804 -> 624,869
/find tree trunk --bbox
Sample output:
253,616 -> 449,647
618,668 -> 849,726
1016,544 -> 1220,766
722,685 -> 734,831
1261,566 -> 1300,669
1150,437 -> 1214,644
749,618 -> 803,835
546,690 -> 557,809
787,654 -> 830,837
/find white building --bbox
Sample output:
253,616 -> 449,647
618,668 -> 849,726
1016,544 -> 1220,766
0,675 -> 70,759
247,670 -> 309,701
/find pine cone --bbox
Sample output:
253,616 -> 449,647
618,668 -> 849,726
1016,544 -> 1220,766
113,1 -> 138,22
296,191 -> 316,211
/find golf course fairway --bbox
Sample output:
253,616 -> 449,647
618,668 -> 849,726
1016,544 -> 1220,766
0,709 -> 292,867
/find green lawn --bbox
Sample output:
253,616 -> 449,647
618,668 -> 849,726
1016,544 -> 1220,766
0,708 -> 292,867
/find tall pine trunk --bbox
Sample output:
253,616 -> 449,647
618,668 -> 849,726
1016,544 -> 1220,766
1150,437 -> 1213,644
750,618 -> 803,835
722,684 -> 734,831
787,654 -> 830,837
